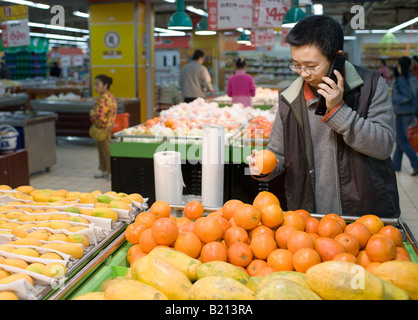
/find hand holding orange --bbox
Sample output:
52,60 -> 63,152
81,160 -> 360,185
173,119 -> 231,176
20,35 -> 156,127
251,149 -> 278,175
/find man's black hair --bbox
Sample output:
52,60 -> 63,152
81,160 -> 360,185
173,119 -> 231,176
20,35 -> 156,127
192,49 -> 205,60
285,15 -> 344,62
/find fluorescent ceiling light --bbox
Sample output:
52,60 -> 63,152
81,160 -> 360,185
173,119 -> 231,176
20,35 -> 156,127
163,0 -> 176,3
49,39 -> 88,47
1,0 -> 50,9
236,28 -> 251,35
388,16 -> 418,33
154,27 -> 186,37
313,4 -> 323,15
29,32 -> 88,42
371,29 -> 388,33
344,36 -> 356,40
28,22 -> 89,34
186,6 -> 208,17
73,11 -> 89,19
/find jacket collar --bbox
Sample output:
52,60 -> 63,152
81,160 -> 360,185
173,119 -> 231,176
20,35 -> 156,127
281,60 -> 364,105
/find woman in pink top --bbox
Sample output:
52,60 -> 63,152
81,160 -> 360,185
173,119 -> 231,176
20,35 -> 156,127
226,58 -> 256,107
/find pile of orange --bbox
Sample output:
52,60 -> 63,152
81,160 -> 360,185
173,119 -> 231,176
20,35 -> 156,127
125,192 -> 412,276
245,116 -> 273,139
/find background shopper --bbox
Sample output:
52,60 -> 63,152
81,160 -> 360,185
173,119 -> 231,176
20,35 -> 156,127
226,57 -> 256,107
392,56 -> 418,176
179,49 -> 214,103
90,74 -> 117,180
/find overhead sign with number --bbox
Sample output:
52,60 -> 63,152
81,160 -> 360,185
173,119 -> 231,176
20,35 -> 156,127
207,0 -> 252,30
253,0 -> 290,28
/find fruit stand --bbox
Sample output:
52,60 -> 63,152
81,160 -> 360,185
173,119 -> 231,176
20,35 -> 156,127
31,97 -> 140,138
49,201 -> 418,301
0,186 -> 147,300
110,98 -> 286,206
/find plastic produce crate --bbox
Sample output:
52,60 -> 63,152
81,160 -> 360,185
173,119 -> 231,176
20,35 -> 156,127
112,113 -> 130,134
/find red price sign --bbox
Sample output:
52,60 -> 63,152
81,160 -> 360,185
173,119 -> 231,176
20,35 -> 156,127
253,0 -> 290,28
0,19 -> 30,48
251,28 -> 276,47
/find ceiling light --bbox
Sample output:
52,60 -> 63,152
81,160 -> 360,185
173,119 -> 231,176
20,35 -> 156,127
237,31 -> 251,45
344,36 -> 356,40
1,0 -> 50,9
313,4 -> 323,15
186,6 -> 207,17
73,11 -> 89,19
154,27 -> 186,36
163,0 -> 176,3
282,0 -> 306,28
388,16 -> 418,33
195,16 -> 217,35
28,22 -> 89,34
29,32 -> 88,42
168,0 -> 192,30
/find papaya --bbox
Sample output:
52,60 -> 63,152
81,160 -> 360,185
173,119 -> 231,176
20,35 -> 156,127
306,261 -> 385,300
256,278 -> 322,300
131,255 -> 192,300
380,279 -> 409,300
196,261 -> 253,289
257,271 -> 310,292
103,279 -> 168,300
148,247 -> 201,281
188,276 -> 254,300
73,292 -> 105,300
374,260 -> 418,300
100,276 -> 131,292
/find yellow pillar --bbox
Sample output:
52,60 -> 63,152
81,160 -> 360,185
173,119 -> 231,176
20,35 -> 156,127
89,1 -> 154,122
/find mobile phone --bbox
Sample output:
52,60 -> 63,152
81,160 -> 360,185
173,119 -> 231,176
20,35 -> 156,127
315,55 -> 346,116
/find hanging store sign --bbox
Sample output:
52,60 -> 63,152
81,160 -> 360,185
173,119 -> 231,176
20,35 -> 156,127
0,19 -> 30,48
251,28 -> 276,47
0,5 -> 29,48
207,0 -> 252,30
252,0 -> 290,28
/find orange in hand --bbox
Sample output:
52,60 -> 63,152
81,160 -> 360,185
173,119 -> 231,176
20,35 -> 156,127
254,149 -> 277,174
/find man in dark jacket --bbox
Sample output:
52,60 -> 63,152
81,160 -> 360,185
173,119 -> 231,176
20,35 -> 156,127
247,15 -> 400,218
0,60 -> 11,79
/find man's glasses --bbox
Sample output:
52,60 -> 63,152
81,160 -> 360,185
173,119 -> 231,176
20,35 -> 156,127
288,61 -> 327,75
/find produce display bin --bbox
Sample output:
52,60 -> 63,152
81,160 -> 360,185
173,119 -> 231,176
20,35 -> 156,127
0,111 -> 57,174
0,93 -> 28,112
57,205 -> 418,300
31,98 -> 140,138
110,137 -> 231,204
0,191 -> 147,300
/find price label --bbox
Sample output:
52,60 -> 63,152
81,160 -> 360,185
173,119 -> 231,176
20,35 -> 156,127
0,19 -> 30,47
208,0 -> 252,30
253,0 -> 290,28
251,28 -> 276,47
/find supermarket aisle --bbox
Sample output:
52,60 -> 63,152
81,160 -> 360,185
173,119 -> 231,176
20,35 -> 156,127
29,140 -> 418,241
30,139 -> 112,194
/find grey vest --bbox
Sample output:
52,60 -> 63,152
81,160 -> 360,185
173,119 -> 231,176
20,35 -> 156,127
279,65 -> 400,218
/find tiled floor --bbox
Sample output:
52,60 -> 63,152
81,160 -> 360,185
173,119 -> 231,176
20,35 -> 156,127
29,139 -> 418,243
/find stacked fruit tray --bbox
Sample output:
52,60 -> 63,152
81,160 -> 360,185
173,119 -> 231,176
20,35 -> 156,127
0,185 -> 147,300
65,192 -> 418,301
113,98 -> 277,151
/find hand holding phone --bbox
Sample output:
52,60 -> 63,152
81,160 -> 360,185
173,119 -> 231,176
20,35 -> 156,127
315,55 -> 346,116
